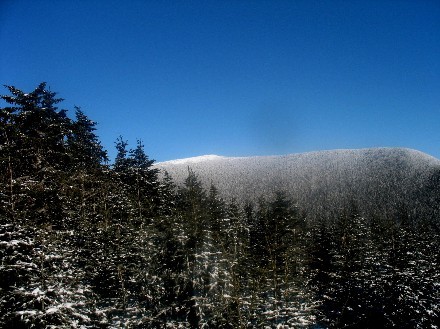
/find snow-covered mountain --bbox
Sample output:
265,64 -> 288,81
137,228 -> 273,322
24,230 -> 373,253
156,148 -> 440,220
159,154 -> 228,165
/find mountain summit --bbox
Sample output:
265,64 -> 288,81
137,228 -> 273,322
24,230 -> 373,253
156,148 -> 440,220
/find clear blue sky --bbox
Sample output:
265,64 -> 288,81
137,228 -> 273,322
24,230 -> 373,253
1,0 -> 439,161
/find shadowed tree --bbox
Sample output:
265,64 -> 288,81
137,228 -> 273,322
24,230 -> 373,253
0,83 -> 72,227
67,106 -> 107,169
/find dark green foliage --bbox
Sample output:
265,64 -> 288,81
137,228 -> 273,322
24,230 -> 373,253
308,204 -> 440,328
3,83 -> 70,172
67,106 -> 108,169
113,137 -> 160,220
0,83 -> 71,225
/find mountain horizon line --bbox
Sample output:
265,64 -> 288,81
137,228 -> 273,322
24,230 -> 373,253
156,146 -> 439,164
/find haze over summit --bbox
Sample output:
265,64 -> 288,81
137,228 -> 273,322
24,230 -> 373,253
1,1 -> 439,161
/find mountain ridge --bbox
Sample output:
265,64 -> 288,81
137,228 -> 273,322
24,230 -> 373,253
157,147 -> 439,165
156,147 -> 440,221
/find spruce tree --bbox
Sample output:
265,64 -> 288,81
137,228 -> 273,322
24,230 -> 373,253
68,106 -> 107,169
127,139 -> 160,220
0,91 -> 19,221
0,83 -> 72,227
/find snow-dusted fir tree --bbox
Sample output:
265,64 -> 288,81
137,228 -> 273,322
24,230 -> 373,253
0,220 -> 102,328
246,192 -> 317,327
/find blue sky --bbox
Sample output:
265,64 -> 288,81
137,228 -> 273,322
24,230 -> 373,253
1,0 -> 439,162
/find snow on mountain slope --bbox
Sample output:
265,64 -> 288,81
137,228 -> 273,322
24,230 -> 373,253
158,154 -> 228,165
155,148 -> 440,220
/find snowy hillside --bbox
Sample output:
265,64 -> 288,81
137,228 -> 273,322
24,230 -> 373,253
158,154 -> 229,165
156,147 -> 440,220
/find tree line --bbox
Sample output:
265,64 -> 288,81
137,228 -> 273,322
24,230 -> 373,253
1,83 -> 438,328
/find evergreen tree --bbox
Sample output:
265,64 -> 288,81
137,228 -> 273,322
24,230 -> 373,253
0,83 -> 72,227
174,168 -> 208,327
113,136 -> 130,173
157,170 -> 177,216
178,168 -> 207,250
220,198 -> 251,328
0,91 -> 19,220
247,192 -> 314,327
127,139 -> 160,220
62,107 -> 109,229
67,106 -> 107,169
0,220 -> 101,328
113,138 -> 160,221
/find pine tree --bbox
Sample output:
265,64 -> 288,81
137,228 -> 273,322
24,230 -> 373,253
247,191 -> 314,327
127,139 -> 160,220
374,211 -> 440,328
0,221 -> 101,328
178,168 -> 207,250
0,83 -> 73,227
174,168 -> 208,327
113,136 -> 130,172
0,91 -> 19,220
113,138 -> 160,221
157,170 -> 177,216
68,106 -> 107,169
62,107 -> 109,230
220,198 -> 251,328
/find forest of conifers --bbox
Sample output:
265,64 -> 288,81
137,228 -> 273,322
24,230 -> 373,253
0,83 -> 438,328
